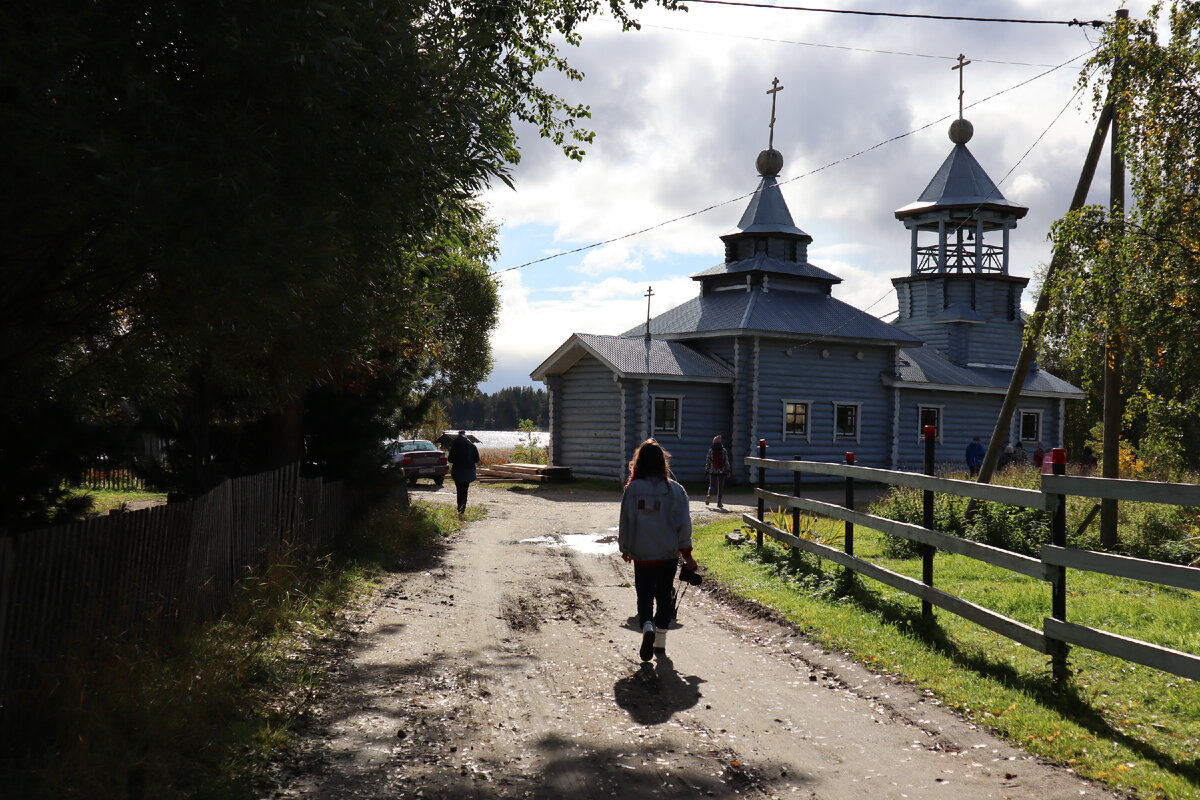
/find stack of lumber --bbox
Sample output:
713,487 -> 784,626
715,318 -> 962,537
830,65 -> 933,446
477,463 -> 573,483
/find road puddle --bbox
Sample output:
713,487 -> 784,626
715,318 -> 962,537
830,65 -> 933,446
520,527 -> 620,555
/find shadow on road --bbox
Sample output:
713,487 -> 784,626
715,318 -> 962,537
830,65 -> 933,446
613,655 -> 705,726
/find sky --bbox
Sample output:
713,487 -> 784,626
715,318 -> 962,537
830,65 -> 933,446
477,1 -> 1154,392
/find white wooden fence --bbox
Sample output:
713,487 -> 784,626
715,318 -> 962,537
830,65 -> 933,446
744,447 -> 1200,683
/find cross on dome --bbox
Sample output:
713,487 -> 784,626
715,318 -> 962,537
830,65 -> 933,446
766,77 -> 785,150
951,53 -> 971,119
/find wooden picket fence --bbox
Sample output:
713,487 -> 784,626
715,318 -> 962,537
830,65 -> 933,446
0,464 -> 354,709
744,443 -> 1200,684
81,464 -> 147,492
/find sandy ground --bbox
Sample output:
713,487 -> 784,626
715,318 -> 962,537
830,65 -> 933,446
267,483 -> 1121,800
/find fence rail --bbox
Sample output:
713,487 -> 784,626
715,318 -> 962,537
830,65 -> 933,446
0,464 -> 353,709
745,441 -> 1200,684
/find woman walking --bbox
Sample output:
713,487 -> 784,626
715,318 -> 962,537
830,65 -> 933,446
618,439 -> 697,661
704,435 -> 732,509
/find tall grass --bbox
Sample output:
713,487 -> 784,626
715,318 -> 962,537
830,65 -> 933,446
0,499 -> 475,800
869,463 -> 1200,565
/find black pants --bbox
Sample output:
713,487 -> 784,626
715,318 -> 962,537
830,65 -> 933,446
454,479 -> 471,512
634,561 -> 677,630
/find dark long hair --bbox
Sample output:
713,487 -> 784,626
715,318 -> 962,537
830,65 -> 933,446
626,438 -> 671,487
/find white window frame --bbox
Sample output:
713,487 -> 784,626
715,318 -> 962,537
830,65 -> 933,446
832,401 -> 862,443
781,399 -> 811,442
652,394 -> 683,437
1018,409 -> 1042,445
916,404 -> 944,444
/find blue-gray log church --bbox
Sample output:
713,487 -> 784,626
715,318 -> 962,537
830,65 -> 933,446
531,82 -> 1082,483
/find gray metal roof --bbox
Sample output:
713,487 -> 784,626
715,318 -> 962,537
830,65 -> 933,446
728,174 -> 813,239
889,345 -> 1083,397
530,333 -> 734,382
691,254 -> 842,284
622,289 -> 922,346
895,144 -> 1028,218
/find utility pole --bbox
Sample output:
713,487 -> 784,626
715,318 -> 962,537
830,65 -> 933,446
973,101 -> 1115,490
973,8 -> 1126,493
1100,7 -> 1129,548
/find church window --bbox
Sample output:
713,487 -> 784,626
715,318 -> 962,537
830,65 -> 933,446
653,396 -> 681,436
918,405 -> 943,443
1019,409 -> 1041,444
783,401 -> 810,441
833,402 -> 860,442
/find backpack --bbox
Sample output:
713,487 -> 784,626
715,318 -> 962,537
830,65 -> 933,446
712,446 -> 725,472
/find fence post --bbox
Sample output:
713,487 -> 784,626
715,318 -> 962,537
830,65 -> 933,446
1049,447 -> 1071,684
791,453 -> 802,540
756,439 -> 767,549
922,425 -> 936,623
844,452 -> 855,557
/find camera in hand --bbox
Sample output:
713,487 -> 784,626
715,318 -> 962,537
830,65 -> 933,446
679,566 -> 703,586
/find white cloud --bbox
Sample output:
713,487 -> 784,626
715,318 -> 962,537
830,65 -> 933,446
480,0 -> 1159,391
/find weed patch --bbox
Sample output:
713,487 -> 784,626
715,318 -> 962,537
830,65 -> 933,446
0,500 -> 469,800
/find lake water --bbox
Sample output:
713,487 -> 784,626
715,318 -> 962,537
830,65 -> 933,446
458,430 -> 549,450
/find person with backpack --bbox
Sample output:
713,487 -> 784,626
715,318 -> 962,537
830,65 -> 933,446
705,435 -> 732,509
619,439 -> 696,661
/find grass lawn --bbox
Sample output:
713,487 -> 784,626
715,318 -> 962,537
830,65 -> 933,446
81,487 -> 168,515
693,514 -> 1200,800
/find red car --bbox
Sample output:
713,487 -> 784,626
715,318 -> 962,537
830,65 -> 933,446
388,439 -> 449,486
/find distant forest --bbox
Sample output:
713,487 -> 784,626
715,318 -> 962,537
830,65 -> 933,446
444,386 -> 548,430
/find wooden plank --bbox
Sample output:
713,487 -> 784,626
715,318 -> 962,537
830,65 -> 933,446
1043,618 -> 1200,682
742,515 -> 1049,653
745,457 -> 1054,510
755,489 -> 1048,581
1041,545 -> 1200,592
1041,474 -> 1200,507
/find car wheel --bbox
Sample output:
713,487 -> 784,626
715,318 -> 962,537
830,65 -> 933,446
434,477 -> 444,487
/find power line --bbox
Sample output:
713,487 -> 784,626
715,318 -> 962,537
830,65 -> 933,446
678,0 -> 1108,27
641,23 -> 1090,68
492,48 -> 1093,276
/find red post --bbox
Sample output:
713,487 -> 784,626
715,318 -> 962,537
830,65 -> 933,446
921,425 -> 936,623
756,439 -> 767,548
1049,447 -> 1070,682
844,452 -> 855,557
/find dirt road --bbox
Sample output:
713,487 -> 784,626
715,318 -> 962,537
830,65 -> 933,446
270,485 -> 1119,799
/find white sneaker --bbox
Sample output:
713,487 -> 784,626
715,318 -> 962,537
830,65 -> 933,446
640,621 -> 655,661
653,629 -> 667,653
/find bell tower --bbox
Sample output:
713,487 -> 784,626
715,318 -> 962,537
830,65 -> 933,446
891,113 -> 1031,367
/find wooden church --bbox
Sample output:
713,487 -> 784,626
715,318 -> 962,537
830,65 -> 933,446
531,110 -> 1082,483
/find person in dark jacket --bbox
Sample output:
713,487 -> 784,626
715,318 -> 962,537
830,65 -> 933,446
704,435 -> 732,508
965,436 -> 985,477
447,430 -> 480,514
619,439 -> 696,661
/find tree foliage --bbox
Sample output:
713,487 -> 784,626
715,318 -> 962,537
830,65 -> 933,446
1042,1 -> 1200,470
0,0 -> 677,530
443,386 -> 550,431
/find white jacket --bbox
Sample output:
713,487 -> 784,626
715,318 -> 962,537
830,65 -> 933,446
618,476 -> 692,563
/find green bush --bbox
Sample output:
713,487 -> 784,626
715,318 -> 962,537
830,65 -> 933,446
963,501 -> 1050,557
1071,501 -> 1200,565
510,418 -> 548,465
867,485 -> 968,558
868,463 -> 1200,565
